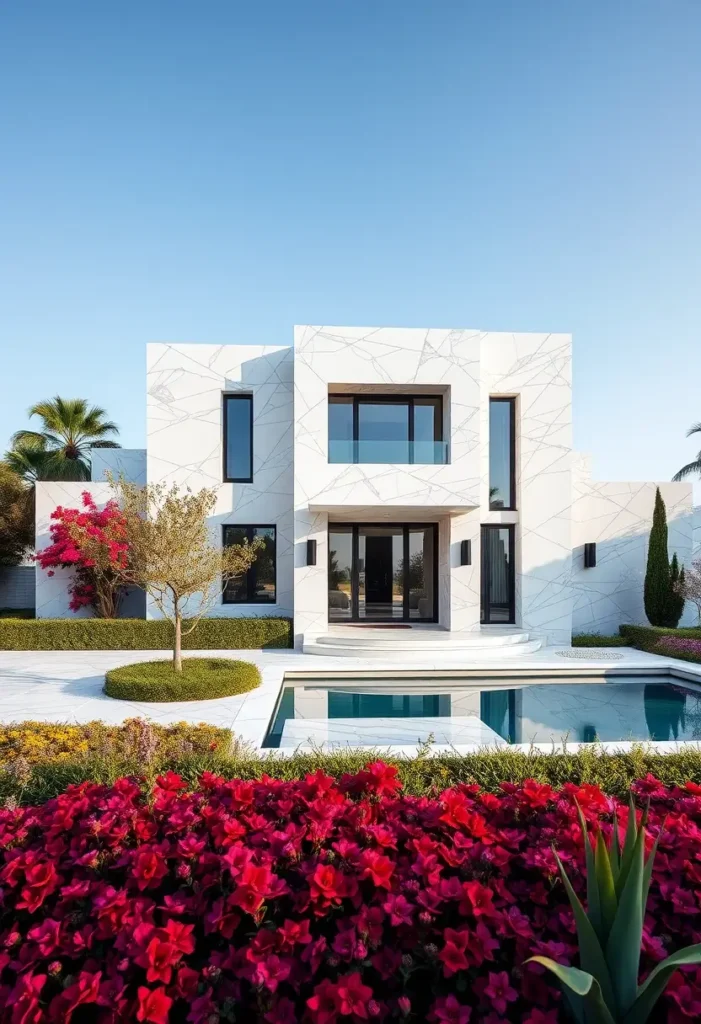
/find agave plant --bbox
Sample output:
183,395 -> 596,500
527,795 -> 701,1023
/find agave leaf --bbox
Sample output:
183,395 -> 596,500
526,958 -> 617,1024
575,803 -> 602,941
641,820 -> 664,910
595,829 -> 617,938
610,809 -> 621,882
606,826 -> 645,1015
616,793 -> 639,897
553,853 -> 615,1009
623,943 -> 701,1024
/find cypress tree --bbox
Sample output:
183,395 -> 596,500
669,555 -> 686,628
644,487 -> 672,626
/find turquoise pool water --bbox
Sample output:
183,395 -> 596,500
263,675 -> 701,748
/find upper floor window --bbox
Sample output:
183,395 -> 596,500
223,395 -> 253,482
223,525 -> 276,603
328,395 -> 446,464
489,397 -> 515,509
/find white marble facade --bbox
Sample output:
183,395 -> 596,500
33,326 -> 695,644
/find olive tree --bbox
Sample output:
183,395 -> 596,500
114,479 -> 260,671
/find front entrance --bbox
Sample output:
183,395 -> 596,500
480,524 -> 515,623
328,524 -> 438,622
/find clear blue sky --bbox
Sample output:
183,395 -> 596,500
2,1 -> 700,489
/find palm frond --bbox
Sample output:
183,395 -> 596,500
685,422 -> 701,438
89,440 -> 122,449
672,457 -> 701,482
9,430 -> 50,450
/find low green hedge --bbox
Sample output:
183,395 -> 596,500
0,616 -> 292,650
619,624 -> 701,652
105,658 -> 261,702
572,633 -> 628,647
4,745 -> 701,806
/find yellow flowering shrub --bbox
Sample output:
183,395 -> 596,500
0,719 -> 230,765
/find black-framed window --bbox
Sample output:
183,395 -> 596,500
328,395 -> 445,465
489,398 -> 516,509
223,525 -> 276,603
223,395 -> 253,482
480,524 -> 515,624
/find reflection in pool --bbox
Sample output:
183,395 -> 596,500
263,676 -> 701,749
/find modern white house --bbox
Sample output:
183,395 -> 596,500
34,326 -> 698,654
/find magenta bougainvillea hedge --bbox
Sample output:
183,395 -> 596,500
2,767 -> 701,1023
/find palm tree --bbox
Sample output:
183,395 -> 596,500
9,397 -> 120,481
673,422 -> 701,481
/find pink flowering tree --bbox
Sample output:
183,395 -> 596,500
36,491 -> 130,617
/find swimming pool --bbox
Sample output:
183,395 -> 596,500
262,673 -> 701,749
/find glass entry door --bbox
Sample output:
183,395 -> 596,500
328,524 -> 437,622
480,525 -> 515,624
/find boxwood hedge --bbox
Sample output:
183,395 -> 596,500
619,623 -> 701,654
0,616 -> 292,651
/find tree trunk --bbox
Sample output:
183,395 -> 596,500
174,602 -> 183,673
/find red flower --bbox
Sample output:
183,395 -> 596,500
459,880 -> 497,918
132,847 -> 168,890
483,971 -> 518,1015
308,978 -> 340,1024
336,973 -> 374,1018
439,928 -> 470,976
359,849 -> 395,889
140,937 -> 181,984
136,986 -> 172,1024
9,972 -> 46,1024
48,970 -> 101,1020
18,860 -> 60,912
428,994 -> 472,1023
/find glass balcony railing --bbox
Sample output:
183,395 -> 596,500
328,439 -> 449,465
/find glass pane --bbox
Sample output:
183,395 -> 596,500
413,398 -> 442,463
408,527 -> 434,620
223,526 -> 249,602
482,527 -> 513,623
328,528 -> 353,621
358,526 -> 404,619
489,399 -> 513,508
328,397 -> 354,463
357,402 -> 409,463
225,396 -> 252,480
251,527 -> 276,602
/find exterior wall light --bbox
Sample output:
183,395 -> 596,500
460,539 -> 471,566
584,543 -> 597,569
307,539 -> 317,566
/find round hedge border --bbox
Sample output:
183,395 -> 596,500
104,657 -> 261,702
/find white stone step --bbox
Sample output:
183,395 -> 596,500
302,637 -> 543,659
311,628 -> 529,649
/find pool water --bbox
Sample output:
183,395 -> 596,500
263,675 -> 701,748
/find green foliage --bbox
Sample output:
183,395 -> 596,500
8,396 -> 120,481
644,488 -> 675,627
104,657 -> 261,702
527,794 -> 701,1022
0,465 -> 34,565
6,743 -> 701,807
619,623 -> 701,661
572,634 -> 628,647
669,553 -> 686,628
0,616 -> 292,650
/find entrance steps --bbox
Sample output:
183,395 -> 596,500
302,626 -> 542,659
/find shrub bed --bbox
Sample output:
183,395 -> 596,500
1,768 -> 699,1022
105,659 -> 261,702
0,616 -> 292,650
0,719 -> 229,766
655,635 -> 701,664
6,743 -> 701,807
619,624 -> 701,662
571,633 -> 628,647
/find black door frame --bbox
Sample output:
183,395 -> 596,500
480,524 -> 516,624
330,523 -> 438,623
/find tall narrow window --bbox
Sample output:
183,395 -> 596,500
489,398 -> 515,509
223,526 -> 276,603
223,395 -> 253,482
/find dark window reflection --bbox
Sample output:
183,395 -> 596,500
224,395 -> 253,481
223,525 -> 276,603
489,398 -> 514,509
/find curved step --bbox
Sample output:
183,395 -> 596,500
302,637 -> 543,659
311,629 -> 530,650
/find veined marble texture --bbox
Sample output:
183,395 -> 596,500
572,456 -> 694,634
480,331 -> 573,645
90,448 -> 146,486
146,344 -> 294,620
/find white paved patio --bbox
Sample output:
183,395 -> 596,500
1,645 -> 700,754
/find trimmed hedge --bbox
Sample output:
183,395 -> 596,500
572,633 -> 628,647
0,616 -> 292,650
104,657 -> 261,702
619,623 -> 701,654
5,744 -> 701,806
